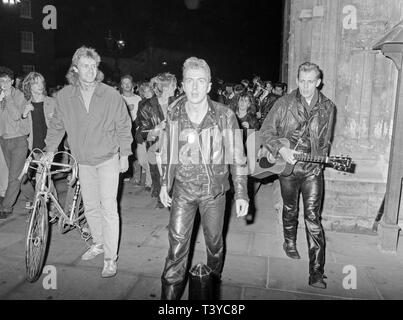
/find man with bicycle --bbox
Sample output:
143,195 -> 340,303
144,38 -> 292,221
44,46 -> 133,278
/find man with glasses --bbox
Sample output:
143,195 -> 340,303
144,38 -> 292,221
0,66 -> 30,219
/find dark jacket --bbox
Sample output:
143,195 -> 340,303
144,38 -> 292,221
258,93 -> 279,125
160,96 -> 249,202
135,96 -> 165,147
260,89 -> 335,163
236,112 -> 260,141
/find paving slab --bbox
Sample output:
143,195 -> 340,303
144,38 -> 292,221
3,265 -> 138,300
365,266 -> 403,300
221,254 -> 267,287
267,257 -> 381,300
126,275 -> 161,300
0,257 -> 27,298
242,286 -> 342,300
326,232 -> 403,268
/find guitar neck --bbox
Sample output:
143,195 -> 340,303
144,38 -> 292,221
294,153 -> 328,164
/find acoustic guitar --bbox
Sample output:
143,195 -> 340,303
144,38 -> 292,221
246,131 -> 353,179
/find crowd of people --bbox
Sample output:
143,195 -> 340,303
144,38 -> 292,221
0,45 -> 335,298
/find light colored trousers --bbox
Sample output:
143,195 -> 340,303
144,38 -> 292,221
79,154 -> 120,261
136,142 -> 152,187
0,146 -> 8,197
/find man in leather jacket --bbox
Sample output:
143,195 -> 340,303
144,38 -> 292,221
159,57 -> 249,300
260,62 -> 335,289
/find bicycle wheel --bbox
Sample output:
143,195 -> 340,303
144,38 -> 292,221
25,195 -> 49,282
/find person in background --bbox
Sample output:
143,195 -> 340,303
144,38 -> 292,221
0,66 -> 30,219
235,92 -> 260,224
120,74 -> 142,184
134,82 -> 154,191
21,72 -> 57,208
235,92 -> 260,138
136,73 -> 176,208
0,143 -> 8,202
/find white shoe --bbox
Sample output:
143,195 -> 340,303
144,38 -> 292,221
81,244 -> 104,261
101,259 -> 117,278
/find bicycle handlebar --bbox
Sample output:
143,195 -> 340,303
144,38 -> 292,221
18,150 -> 79,185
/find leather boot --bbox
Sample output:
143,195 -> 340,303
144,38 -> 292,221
309,272 -> 327,289
161,280 -> 186,300
283,242 -> 301,259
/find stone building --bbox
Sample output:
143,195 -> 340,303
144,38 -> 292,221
282,0 -> 403,234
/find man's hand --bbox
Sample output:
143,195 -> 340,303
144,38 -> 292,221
151,119 -> 167,137
160,185 -> 172,208
241,122 -> 249,129
257,146 -> 269,159
256,112 -> 262,119
119,156 -> 129,173
0,90 -> 5,102
23,103 -> 34,118
236,199 -> 249,218
157,119 -> 167,131
279,147 -> 301,165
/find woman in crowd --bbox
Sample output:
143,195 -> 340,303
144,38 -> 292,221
235,92 -> 260,224
235,92 -> 260,139
21,72 -> 57,207
134,82 -> 155,191
136,74 -> 176,208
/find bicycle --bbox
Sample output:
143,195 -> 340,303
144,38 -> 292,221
19,149 -> 91,282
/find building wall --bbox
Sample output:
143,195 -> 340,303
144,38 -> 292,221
284,0 -> 403,231
0,0 -> 55,85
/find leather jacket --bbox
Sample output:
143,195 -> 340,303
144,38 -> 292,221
159,96 -> 249,202
135,96 -> 165,147
260,89 -> 335,160
259,93 -> 279,125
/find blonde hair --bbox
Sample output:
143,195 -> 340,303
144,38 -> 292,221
150,72 -> 177,98
22,72 -> 47,100
65,46 -> 104,85
182,57 -> 211,82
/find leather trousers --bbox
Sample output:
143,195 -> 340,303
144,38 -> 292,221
161,181 -> 226,300
279,167 -> 325,275
150,164 -> 161,198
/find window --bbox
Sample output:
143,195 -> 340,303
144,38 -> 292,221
20,0 -> 32,19
22,65 -> 35,74
21,31 -> 34,53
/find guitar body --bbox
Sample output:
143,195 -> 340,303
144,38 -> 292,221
246,131 -> 294,179
246,131 -> 353,179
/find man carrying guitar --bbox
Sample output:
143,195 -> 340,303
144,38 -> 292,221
260,62 -> 335,289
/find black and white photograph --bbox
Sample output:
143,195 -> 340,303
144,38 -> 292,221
0,0 -> 402,312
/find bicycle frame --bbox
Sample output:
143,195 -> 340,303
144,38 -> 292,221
22,149 -> 90,241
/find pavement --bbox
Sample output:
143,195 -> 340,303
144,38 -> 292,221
1,179 -> 403,301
